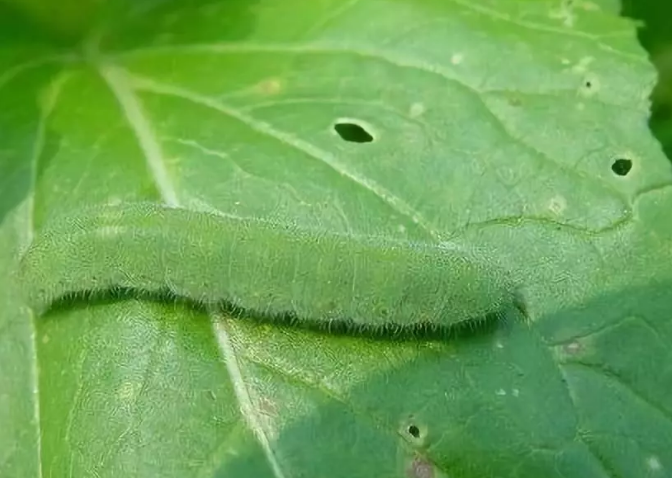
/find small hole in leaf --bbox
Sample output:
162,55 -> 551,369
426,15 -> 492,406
584,80 -> 592,88
611,158 -> 632,176
408,425 -> 421,438
333,121 -> 374,143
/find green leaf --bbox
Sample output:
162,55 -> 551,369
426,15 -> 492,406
2,0 -> 672,477
0,0 -> 106,42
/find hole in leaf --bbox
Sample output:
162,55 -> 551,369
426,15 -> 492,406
408,424 -> 421,438
333,121 -> 374,143
611,158 -> 633,176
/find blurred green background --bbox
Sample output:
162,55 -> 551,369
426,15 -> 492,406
622,0 -> 672,160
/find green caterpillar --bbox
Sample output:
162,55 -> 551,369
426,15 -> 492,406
19,202 -> 520,330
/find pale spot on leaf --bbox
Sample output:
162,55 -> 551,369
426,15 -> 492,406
117,381 -> 141,403
406,454 -> 435,478
548,195 -> 567,215
646,455 -> 662,472
549,1 -> 576,28
255,78 -> 283,96
409,102 -> 426,118
571,56 -> 595,74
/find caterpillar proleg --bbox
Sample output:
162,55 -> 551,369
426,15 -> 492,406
19,202 -> 519,330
